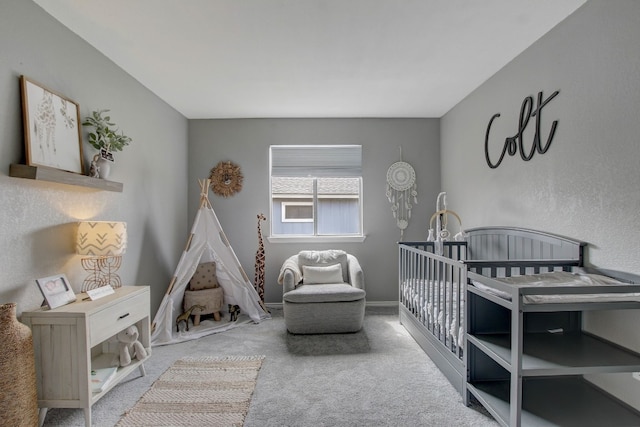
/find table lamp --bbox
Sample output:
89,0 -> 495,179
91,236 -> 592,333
76,221 -> 127,292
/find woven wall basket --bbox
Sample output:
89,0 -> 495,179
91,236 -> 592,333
0,303 -> 38,426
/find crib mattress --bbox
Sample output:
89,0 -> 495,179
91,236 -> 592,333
471,271 -> 640,304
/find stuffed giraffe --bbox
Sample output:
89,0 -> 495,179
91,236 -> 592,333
254,213 -> 266,304
176,304 -> 206,332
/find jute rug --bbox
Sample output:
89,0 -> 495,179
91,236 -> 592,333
117,355 -> 265,427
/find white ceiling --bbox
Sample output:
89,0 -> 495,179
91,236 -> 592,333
33,0 -> 587,119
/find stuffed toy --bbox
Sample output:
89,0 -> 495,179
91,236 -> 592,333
116,325 -> 149,367
229,304 -> 241,322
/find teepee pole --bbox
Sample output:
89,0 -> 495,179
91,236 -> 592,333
164,180 -> 211,298
165,276 -> 178,296
199,179 -> 213,209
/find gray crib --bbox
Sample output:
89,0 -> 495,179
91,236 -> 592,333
399,226 -> 640,426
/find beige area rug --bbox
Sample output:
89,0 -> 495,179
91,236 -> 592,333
117,355 -> 265,427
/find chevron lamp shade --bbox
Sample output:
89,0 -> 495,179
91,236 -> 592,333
76,221 -> 127,256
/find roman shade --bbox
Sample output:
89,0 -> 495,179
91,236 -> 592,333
270,145 -> 362,177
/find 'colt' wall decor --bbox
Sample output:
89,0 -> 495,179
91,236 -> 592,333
20,76 -> 84,174
484,90 -> 559,169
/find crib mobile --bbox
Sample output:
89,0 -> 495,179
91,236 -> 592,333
426,192 -> 466,254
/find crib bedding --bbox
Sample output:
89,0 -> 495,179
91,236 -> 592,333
401,279 -> 464,348
402,269 -> 640,349
470,270 -> 640,304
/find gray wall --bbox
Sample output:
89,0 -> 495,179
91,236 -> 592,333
441,0 -> 640,410
188,119 -> 440,304
1,0 -> 189,317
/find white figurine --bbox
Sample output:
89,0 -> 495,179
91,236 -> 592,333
89,154 -> 100,178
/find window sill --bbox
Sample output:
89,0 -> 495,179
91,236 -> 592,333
267,235 -> 367,244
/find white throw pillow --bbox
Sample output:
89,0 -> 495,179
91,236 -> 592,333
298,250 -> 349,282
302,264 -> 344,285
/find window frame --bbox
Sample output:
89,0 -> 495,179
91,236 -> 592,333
268,145 -> 365,243
281,201 -> 314,223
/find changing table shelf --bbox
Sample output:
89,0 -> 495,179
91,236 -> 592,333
469,377 -> 640,427
465,273 -> 640,426
468,332 -> 640,376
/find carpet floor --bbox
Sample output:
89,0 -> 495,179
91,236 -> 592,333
42,306 -> 498,426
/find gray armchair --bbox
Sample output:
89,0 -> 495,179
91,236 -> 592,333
278,250 -> 366,334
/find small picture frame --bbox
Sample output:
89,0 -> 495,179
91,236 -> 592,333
36,274 -> 77,309
20,75 -> 84,174
100,148 -> 114,162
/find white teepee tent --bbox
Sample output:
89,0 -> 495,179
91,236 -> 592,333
151,179 -> 270,346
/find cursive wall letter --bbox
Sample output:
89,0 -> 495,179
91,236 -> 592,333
485,90 -> 559,169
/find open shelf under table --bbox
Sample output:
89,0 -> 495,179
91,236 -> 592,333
468,377 -> 640,427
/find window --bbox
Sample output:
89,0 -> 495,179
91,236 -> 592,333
282,202 -> 313,223
270,145 -> 363,239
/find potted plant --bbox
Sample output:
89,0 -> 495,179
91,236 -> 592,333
82,109 -> 132,179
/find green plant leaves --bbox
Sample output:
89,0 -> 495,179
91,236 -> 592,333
82,109 -> 132,152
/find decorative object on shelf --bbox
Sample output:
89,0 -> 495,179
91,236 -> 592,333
210,160 -> 243,197
76,221 -> 128,291
85,284 -> 115,301
426,192 -> 466,255
386,147 -> 417,240
0,303 -> 39,426
82,109 -> 132,179
90,367 -> 118,393
95,148 -> 114,179
89,154 -> 100,178
116,325 -> 149,367
485,90 -> 559,169
20,75 -> 84,174
35,274 -> 77,309
254,213 -> 266,306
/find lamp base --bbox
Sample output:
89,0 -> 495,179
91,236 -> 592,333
81,256 -> 123,292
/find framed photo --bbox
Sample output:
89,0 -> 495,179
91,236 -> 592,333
100,148 -> 114,162
36,274 -> 77,309
20,76 -> 84,174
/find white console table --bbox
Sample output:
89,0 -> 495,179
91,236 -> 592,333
22,286 -> 150,427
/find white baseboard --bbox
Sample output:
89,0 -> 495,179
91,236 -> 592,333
366,301 -> 398,307
265,301 -> 398,309
367,301 -> 398,307
265,302 -> 282,309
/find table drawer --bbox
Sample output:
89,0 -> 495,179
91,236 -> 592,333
89,290 -> 149,346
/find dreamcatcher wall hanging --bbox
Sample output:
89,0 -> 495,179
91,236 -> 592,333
209,161 -> 243,197
386,148 -> 417,240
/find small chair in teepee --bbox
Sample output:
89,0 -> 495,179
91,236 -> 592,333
183,262 -> 224,326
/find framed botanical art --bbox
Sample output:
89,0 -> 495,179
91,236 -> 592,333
20,75 -> 84,174
35,274 -> 77,309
